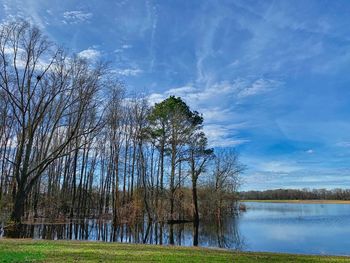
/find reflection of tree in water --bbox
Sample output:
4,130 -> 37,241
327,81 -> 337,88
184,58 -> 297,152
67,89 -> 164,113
4,219 -> 113,241
3,215 -> 245,250
199,214 -> 246,250
217,216 -> 245,250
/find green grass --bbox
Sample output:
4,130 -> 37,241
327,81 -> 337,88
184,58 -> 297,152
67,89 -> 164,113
0,239 -> 349,262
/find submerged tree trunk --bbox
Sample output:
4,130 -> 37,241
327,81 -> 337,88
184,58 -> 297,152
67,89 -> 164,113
169,139 -> 176,245
192,176 -> 199,246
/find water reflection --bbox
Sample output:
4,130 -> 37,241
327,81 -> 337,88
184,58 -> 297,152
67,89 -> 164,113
3,203 -> 349,255
200,216 -> 245,250
1,215 -> 245,250
240,202 -> 350,256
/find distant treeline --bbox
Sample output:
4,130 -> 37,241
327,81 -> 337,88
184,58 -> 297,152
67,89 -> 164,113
240,188 -> 350,200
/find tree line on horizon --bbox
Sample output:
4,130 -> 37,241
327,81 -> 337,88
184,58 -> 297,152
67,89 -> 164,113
0,20 -> 244,245
240,188 -> 350,200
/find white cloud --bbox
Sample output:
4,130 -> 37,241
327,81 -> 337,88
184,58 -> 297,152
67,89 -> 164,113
204,123 -> 249,147
242,164 -> 350,191
1,0 -> 47,29
112,68 -> 143,76
147,0 -> 158,71
2,3 -> 10,13
237,79 -> 282,98
148,78 -> 282,110
148,93 -> 165,105
260,161 -> 301,174
166,86 -> 197,95
78,48 -> 100,61
63,11 -> 93,24
122,44 -> 132,49
114,44 -> 133,54
201,107 -> 234,123
335,141 -> 350,148
146,77 -> 281,147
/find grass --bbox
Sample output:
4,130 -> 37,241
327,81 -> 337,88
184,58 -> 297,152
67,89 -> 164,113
0,239 -> 349,262
241,200 -> 350,204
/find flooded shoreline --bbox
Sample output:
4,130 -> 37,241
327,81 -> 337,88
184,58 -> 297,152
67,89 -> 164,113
2,202 -> 350,255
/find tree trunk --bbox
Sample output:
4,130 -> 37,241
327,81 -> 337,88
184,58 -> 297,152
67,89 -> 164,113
169,140 -> 176,245
8,183 -> 26,238
192,176 -> 199,246
11,186 -> 26,223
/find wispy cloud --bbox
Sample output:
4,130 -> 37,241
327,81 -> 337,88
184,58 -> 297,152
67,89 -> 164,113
243,167 -> 350,191
259,161 -> 302,174
78,48 -> 100,61
62,11 -> 92,24
122,44 -> 132,49
335,141 -> 350,148
112,68 -> 143,76
148,78 -> 282,106
237,79 -> 282,98
147,77 -> 281,147
114,44 -> 133,54
146,0 -> 158,71
204,123 -> 250,147
1,0 -> 48,29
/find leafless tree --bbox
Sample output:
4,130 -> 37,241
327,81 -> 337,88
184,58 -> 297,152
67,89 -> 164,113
0,20 -> 104,225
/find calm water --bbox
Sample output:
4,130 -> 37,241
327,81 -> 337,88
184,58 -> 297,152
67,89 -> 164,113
239,202 -> 350,256
2,202 -> 350,256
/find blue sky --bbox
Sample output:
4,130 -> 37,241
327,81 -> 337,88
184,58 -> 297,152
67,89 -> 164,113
2,0 -> 350,190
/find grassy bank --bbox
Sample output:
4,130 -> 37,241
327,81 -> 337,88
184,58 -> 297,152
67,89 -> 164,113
0,239 -> 349,262
242,200 -> 350,204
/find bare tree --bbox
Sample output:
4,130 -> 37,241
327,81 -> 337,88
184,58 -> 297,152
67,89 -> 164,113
211,150 -> 244,220
0,20 -> 104,225
187,131 -> 213,246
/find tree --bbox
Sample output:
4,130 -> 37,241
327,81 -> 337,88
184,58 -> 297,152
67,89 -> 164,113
148,96 -> 202,244
188,131 -> 213,246
211,150 -> 244,220
103,84 -> 125,240
0,20 -> 104,226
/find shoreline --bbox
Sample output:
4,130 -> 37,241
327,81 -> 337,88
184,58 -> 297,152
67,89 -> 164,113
0,239 -> 349,262
241,199 -> 350,204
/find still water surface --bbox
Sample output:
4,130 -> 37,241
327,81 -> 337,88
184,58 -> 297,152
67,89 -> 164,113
2,202 -> 350,256
239,202 -> 350,255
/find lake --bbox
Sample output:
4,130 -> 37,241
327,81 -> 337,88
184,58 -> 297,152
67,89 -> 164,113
1,201 -> 350,256
238,202 -> 350,256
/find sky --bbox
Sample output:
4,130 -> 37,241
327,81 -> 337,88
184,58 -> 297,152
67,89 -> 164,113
2,0 -> 350,191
